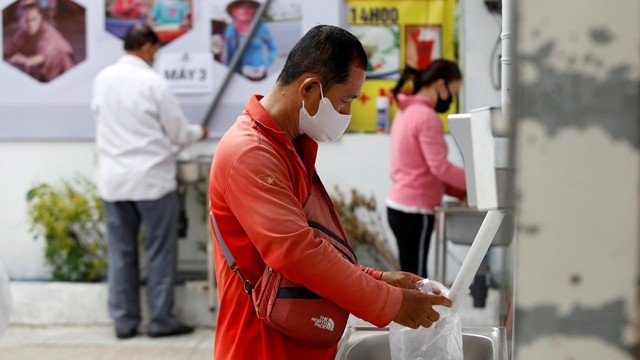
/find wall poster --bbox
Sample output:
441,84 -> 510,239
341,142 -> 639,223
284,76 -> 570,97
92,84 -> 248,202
104,0 -> 193,45
2,0 -> 86,83
203,0 -> 301,134
345,0 -> 457,133
0,0 -> 303,140
208,0 -> 301,81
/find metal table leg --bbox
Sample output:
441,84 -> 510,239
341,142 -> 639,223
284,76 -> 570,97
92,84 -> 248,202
433,206 -> 447,283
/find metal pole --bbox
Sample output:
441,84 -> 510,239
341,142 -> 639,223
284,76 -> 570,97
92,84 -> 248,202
500,0 -> 512,124
201,0 -> 274,126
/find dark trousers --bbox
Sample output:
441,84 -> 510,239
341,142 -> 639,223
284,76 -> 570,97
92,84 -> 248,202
103,191 -> 181,334
387,207 -> 435,278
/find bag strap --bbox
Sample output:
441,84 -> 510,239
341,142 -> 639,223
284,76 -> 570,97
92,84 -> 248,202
210,211 -> 255,294
308,172 -> 357,264
211,172 -> 355,295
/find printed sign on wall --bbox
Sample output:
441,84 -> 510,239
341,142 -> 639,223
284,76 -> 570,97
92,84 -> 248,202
0,0 -> 306,140
345,0 -> 457,133
155,52 -> 214,94
209,0 -> 301,82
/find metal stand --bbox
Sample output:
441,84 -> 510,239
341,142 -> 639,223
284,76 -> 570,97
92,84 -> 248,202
433,203 -> 512,287
433,204 -> 447,283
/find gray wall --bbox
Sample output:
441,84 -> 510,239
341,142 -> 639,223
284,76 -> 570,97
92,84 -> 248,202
513,0 -> 640,358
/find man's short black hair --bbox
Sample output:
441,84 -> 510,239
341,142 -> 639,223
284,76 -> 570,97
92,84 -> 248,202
19,3 -> 41,15
123,24 -> 159,51
276,25 -> 368,90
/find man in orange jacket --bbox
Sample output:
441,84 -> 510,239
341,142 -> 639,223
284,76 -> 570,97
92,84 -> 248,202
208,24 -> 452,360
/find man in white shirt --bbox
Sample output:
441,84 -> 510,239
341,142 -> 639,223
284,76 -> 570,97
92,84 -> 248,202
91,24 -> 207,339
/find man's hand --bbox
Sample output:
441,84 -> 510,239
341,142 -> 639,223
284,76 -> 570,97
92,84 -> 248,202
24,54 -> 45,68
393,288 -> 452,329
9,53 -> 27,65
380,271 -> 422,290
200,125 -> 209,140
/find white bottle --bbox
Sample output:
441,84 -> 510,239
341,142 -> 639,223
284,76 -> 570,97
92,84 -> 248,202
376,89 -> 390,133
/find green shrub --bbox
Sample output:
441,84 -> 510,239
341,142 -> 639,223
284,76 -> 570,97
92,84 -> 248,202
26,175 -> 108,282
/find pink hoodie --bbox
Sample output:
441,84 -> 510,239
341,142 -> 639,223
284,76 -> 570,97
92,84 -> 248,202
387,93 -> 466,212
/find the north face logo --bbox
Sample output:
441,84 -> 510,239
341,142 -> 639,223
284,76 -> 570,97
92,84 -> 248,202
311,315 -> 335,331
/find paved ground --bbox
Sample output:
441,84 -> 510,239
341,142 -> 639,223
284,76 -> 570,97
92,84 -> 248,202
0,289 -> 502,360
0,325 -> 215,360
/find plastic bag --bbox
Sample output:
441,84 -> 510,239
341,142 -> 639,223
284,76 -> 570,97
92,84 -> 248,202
389,279 -> 463,360
0,257 -> 11,337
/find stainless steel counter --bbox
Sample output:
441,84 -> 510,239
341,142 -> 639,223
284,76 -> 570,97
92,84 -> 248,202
336,325 -> 507,360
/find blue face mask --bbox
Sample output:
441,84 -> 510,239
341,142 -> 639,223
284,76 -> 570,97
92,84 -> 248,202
435,84 -> 453,113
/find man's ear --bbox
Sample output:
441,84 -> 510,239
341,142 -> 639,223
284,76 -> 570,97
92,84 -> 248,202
298,76 -> 320,102
141,42 -> 150,52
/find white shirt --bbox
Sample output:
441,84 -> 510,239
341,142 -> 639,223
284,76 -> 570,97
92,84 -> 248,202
91,54 -> 204,201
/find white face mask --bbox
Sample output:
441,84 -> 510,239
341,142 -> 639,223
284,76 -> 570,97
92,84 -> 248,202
299,84 -> 351,142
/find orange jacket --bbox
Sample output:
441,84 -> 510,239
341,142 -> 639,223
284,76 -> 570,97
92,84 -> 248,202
209,95 -> 403,360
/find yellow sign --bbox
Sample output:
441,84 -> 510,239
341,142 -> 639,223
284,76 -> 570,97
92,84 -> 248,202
346,0 -> 457,133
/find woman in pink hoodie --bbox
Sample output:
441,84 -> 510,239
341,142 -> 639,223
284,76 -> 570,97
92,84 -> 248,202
387,60 -> 466,278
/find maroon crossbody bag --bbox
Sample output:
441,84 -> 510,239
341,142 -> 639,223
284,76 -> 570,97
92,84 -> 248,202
210,172 -> 357,347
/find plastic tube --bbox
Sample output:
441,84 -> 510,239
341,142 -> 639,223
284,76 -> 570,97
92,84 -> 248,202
448,210 -> 505,314
501,0 -> 513,127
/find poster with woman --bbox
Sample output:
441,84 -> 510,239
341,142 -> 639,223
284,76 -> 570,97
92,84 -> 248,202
2,0 -> 86,83
209,0 -> 301,82
104,0 -> 192,45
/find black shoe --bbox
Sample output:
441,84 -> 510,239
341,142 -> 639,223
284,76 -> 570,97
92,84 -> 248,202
116,328 -> 138,339
148,324 -> 194,338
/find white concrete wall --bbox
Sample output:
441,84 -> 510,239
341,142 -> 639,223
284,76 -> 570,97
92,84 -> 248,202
8,281 -> 216,327
0,0 -> 505,284
0,134 -> 472,282
0,142 -> 97,279
459,0 -> 502,112
513,0 -> 640,357
0,140 -> 212,280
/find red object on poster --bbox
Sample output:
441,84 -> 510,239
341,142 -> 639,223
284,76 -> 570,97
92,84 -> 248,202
114,0 -> 142,19
410,30 -> 434,70
156,28 -> 187,43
